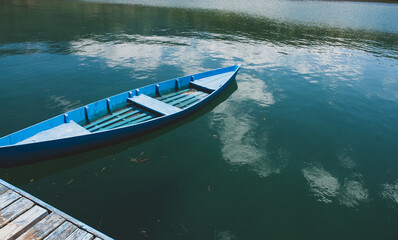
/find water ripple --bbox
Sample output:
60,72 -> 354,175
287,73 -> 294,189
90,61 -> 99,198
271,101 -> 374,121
337,149 -> 357,169
84,0 -> 398,33
46,95 -> 82,112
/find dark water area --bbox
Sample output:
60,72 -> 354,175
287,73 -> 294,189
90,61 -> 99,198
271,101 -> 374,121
1,0 -> 398,239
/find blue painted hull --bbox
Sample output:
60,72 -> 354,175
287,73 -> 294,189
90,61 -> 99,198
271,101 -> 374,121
0,65 -> 240,167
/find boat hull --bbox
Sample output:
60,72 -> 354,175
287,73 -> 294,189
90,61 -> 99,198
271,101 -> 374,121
0,66 -> 240,167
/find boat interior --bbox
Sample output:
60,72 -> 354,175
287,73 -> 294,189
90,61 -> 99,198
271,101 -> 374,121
83,87 -> 210,133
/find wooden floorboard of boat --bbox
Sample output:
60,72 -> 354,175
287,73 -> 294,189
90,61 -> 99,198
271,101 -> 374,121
88,110 -> 140,132
84,107 -> 134,129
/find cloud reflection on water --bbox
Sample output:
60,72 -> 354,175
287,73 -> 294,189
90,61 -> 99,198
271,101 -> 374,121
209,73 -> 288,178
214,230 -> 238,240
302,163 -> 369,208
339,175 -> 369,208
381,181 -> 398,206
302,164 -> 340,203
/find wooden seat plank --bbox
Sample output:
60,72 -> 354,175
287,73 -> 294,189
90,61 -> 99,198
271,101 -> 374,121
0,205 -> 47,239
0,198 -> 34,228
0,190 -> 21,210
128,94 -> 181,115
16,213 -> 65,240
43,221 -> 77,240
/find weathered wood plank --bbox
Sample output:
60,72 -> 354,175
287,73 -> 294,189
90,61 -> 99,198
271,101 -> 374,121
0,184 -> 8,195
43,221 -> 77,240
16,213 -> 65,240
0,197 -> 34,228
80,232 -> 95,240
64,228 -> 89,240
0,190 -> 21,210
0,205 -> 47,239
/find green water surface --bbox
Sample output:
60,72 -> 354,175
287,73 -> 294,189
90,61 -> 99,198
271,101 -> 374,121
1,0 -> 398,239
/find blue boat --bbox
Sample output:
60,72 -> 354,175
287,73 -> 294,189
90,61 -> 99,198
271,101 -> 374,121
0,65 -> 240,167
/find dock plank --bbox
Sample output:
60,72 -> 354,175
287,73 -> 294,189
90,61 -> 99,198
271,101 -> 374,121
81,232 -> 95,240
43,221 -> 77,240
65,228 -> 90,240
0,198 -> 34,228
0,205 -> 47,239
0,190 -> 21,210
0,184 -> 8,195
16,213 -> 65,240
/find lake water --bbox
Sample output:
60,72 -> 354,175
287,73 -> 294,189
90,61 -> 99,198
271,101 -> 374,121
1,0 -> 398,239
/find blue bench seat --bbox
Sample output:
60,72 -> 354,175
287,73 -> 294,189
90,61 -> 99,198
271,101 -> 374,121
128,94 -> 182,116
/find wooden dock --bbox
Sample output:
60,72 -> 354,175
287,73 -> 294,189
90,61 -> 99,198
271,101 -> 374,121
0,179 -> 113,240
